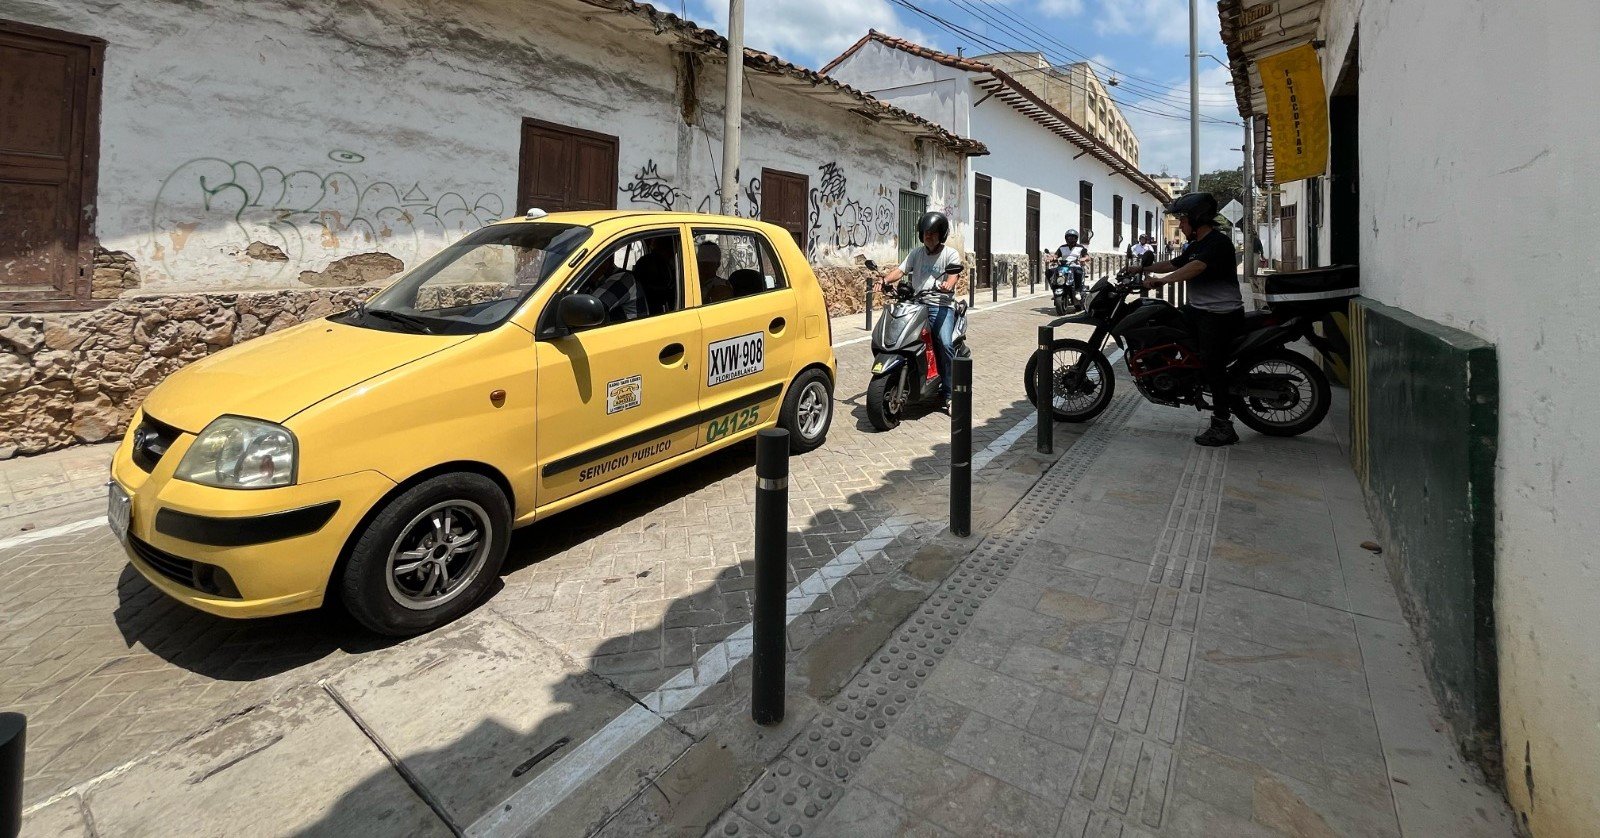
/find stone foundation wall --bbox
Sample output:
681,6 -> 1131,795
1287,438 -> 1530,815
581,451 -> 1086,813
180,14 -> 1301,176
0,288 -> 377,459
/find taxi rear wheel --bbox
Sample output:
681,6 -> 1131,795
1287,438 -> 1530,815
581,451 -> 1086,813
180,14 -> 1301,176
341,473 -> 510,636
780,369 -> 833,453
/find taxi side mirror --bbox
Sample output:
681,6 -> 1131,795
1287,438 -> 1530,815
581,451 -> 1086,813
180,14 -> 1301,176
557,294 -> 606,332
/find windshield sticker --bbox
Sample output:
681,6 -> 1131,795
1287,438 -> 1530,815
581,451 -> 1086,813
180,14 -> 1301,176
707,332 -> 765,387
606,375 -> 642,414
705,405 -> 761,443
578,438 -> 672,483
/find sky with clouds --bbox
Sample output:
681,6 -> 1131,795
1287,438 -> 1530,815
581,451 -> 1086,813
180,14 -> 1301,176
682,0 -> 1244,178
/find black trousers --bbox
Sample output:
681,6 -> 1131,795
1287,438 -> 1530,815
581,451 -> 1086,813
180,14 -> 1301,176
1182,305 -> 1245,420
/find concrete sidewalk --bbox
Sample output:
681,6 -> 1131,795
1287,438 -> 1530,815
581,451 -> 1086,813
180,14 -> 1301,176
714,391 -> 1514,837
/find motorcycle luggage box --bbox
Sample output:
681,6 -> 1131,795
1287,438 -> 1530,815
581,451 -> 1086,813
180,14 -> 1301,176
1264,264 -> 1359,315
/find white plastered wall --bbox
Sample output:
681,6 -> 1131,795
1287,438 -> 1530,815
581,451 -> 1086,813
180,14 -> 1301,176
1352,0 -> 1600,832
5,0 -> 963,291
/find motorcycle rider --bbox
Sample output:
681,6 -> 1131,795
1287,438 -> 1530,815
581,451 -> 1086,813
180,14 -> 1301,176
1050,230 -> 1089,300
1123,192 -> 1244,446
880,211 -> 962,410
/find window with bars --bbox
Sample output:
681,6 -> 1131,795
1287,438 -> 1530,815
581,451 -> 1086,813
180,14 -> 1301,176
897,190 -> 927,261
1079,181 -> 1093,242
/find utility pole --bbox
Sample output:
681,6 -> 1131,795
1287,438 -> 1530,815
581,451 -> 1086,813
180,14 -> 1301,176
1242,116 -> 1257,306
720,0 -> 745,216
1189,0 -> 1200,195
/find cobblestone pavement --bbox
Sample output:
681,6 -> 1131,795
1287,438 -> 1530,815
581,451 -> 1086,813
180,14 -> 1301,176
714,390 -> 1515,838
2,293 -> 1067,809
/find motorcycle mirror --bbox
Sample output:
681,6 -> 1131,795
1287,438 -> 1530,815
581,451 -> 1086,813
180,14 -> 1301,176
944,264 -> 964,275
864,259 -> 879,271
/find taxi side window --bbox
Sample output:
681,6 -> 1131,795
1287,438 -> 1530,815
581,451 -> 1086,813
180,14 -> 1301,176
691,230 -> 787,306
569,231 -> 684,325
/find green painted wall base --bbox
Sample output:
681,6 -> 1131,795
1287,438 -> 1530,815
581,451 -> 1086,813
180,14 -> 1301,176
1349,299 -> 1499,764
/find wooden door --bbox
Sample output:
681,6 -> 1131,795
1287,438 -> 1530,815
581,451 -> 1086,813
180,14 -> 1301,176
759,168 -> 807,250
1025,189 -> 1040,285
974,174 -> 992,289
517,118 -> 617,214
0,21 -> 102,311
1280,204 -> 1299,269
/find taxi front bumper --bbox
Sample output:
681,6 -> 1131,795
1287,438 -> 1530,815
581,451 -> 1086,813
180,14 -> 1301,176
111,421 -> 396,619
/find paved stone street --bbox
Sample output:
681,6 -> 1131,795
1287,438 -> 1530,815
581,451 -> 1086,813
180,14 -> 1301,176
4,293 -> 1064,821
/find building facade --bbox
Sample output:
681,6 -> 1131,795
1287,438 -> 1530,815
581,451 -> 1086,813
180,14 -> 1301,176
969,52 -> 1140,166
824,32 -> 1168,289
1222,0 -> 1600,833
0,0 -> 982,458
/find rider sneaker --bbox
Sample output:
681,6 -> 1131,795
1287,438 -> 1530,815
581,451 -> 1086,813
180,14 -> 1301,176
1194,417 -> 1240,447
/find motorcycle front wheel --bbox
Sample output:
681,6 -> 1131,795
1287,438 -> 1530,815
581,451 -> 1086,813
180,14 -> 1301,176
1231,349 -> 1331,436
1023,339 -> 1116,422
1053,293 -> 1067,316
866,368 -> 908,431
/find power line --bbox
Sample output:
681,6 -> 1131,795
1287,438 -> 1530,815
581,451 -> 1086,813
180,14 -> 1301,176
942,0 -> 1237,110
967,0 -> 1237,104
888,0 -> 1239,126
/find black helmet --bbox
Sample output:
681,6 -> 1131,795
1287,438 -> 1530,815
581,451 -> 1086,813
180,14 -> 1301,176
1064,229 -> 1079,240
1164,192 -> 1219,227
915,211 -> 950,244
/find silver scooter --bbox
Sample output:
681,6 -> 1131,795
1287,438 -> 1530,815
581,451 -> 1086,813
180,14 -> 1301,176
862,261 -> 968,431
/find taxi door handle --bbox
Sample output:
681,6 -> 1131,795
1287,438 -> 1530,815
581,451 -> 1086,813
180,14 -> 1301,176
659,343 -> 685,365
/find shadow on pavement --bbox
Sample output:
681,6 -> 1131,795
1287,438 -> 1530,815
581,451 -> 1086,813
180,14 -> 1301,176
289,394 -> 1054,837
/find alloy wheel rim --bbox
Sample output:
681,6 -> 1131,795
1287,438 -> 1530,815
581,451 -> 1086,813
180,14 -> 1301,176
385,500 -> 492,611
796,381 -> 831,439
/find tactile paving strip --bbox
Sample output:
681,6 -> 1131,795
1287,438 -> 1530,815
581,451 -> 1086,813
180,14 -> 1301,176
710,393 -> 1141,837
1060,443 -> 1229,836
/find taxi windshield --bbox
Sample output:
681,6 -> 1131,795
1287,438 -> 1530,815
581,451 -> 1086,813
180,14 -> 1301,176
347,222 -> 592,334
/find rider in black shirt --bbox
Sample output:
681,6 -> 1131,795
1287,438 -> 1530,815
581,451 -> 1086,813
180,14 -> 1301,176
1124,193 -> 1244,446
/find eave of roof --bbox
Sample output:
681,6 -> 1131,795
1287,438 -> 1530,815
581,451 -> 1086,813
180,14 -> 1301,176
826,31 -> 1170,203
573,1 -> 987,156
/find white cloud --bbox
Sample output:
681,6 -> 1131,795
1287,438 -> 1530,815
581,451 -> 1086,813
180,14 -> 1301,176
689,0 -> 930,70
1037,0 -> 1086,18
1092,0 -> 1225,49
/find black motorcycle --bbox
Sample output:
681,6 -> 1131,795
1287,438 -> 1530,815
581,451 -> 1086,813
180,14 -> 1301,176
1023,273 -> 1333,436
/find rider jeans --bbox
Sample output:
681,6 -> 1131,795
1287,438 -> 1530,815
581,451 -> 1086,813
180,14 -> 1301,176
927,304 -> 956,402
1182,305 -> 1245,421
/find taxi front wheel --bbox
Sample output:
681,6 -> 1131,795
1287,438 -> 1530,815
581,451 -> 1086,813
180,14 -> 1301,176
340,473 -> 511,636
780,369 -> 833,453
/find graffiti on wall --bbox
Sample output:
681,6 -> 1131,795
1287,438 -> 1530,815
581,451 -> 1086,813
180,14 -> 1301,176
149,153 -> 503,282
620,159 -> 689,210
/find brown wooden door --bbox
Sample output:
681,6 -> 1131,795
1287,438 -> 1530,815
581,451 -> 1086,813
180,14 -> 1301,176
0,22 -> 102,310
760,168 -> 808,250
974,174 -> 992,288
1280,204 -> 1299,269
517,118 -> 617,214
1025,189 -> 1040,285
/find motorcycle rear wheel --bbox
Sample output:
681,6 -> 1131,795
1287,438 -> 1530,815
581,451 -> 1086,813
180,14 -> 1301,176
1231,349 -> 1331,437
866,369 -> 906,431
1023,339 -> 1116,422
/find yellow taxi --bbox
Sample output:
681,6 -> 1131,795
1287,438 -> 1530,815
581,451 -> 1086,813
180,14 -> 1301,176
108,211 -> 836,634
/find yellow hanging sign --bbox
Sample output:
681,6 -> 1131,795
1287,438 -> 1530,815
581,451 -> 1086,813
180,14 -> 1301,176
1258,44 -> 1328,183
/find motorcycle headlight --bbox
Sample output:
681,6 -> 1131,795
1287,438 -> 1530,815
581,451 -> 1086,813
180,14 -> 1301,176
174,416 -> 297,489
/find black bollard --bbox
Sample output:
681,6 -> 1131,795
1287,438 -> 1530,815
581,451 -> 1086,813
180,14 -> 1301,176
1,713 -> 23,838
950,355 -> 972,537
864,275 -> 875,332
752,428 -> 789,726
1036,325 -> 1053,455
1011,264 -> 1017,298
991,267 -> 998,303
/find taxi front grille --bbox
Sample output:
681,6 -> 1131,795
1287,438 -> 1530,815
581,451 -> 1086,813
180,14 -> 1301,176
131,416 -> 182,473
129,536 -> 241,598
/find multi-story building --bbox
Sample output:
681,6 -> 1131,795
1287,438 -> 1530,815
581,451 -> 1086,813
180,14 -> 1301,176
967,52 -> 1140,167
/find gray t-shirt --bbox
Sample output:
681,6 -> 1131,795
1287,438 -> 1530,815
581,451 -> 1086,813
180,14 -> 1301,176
898,245 -> 961,307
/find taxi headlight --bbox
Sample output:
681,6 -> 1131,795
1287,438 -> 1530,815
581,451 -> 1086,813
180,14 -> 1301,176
174,416 -> 297,489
